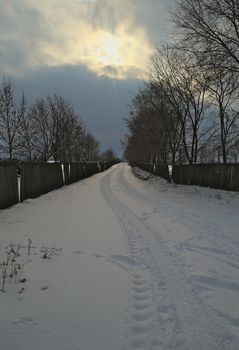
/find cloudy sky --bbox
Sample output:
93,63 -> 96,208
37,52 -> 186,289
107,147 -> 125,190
0,0 -> 175,155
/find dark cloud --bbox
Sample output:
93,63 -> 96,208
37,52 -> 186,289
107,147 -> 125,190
101,65 -> 120,76
100,64 -> 145,79
91,0 -> 120,33
0,1 -> 55,74
133,0 -> 176,44
90,0 -> 175,43
13,64 -> 140,155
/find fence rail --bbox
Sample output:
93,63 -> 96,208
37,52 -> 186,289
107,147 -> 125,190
0,161 -> 113,210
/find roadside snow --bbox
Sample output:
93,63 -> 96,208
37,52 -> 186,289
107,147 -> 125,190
1,163 -> 239,350
0,171 -> 128,350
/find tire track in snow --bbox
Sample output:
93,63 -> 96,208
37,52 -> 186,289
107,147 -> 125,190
100,168 -> 173,349
100,166 -> 234,350
116,166 -> 239,332
118,166 -> 239,274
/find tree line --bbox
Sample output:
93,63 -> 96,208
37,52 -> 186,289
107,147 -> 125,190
0,78 -> 100,162
124,0 -> 239,164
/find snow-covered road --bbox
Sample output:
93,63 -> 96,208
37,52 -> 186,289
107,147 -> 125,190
1,163 -> 239,350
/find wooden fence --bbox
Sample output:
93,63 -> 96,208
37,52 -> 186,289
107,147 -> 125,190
0,161 -> 19,209
63,162 -> 101,185
134,162 -> 239,191
0,161 -> 113,209
20,162 -> 64,202
134,163 -> 171,182
64,163 -> 84,185
172,163 -> 239,191
154,164 -> 172,182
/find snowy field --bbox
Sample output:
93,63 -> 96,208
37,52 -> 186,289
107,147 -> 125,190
0,163 -> 239,350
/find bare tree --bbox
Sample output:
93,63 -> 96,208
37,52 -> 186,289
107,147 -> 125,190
48,96 -> 80,162
124,86 -> 167,164
147,81 -> 184,164
150,47 -> 211,163
0,79 -> 22,159
48,95 -> 99,162
208,65 -> 239,162
29,98 -> 53,161
17,93 -> 34,160
124,0 -> 239,165
172,0 -> 239,73
82,132 -> 99,162
0,78 -> 101,162
100,148 -> 118,163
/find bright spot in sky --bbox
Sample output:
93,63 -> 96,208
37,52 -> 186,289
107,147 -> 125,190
0,0 -> 154,80
96,32 -> 123,66
74,28 -> 153,79
102,34 -> 121,63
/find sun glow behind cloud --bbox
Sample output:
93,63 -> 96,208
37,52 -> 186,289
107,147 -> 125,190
0,0 -> 155,79
39,15 -> 153,79
96,32 -> 123,66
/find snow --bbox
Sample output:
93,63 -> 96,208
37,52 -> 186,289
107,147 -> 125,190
1,163 -> 239,349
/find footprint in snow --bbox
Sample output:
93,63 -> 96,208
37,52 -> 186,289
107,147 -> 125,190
13,316 -> 37,328
108,254 -> 138,270
40,286 -> 49,291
